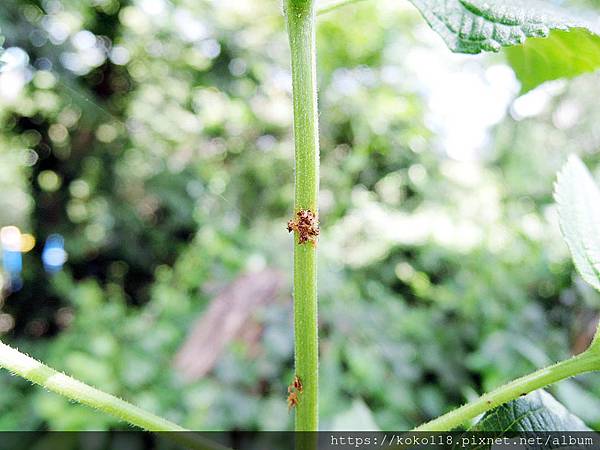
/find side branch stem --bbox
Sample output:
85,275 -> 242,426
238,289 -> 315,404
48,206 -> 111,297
0,341 -> 185,431
413,350 -> 600,431
0,341 -> 233,450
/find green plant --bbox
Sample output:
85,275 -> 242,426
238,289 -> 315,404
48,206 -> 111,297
2,0 -> 600,438
286,0 -> 600,433
285,0 -> 321,432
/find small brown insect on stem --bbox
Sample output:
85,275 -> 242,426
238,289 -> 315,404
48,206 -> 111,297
287,209 -> 319,246
287,375 -> 303,411
287,391 -> 299,411
292,375 -> 303,393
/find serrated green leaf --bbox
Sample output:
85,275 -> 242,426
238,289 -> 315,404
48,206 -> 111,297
408,0 -> 599,54
408,0 -> 600,91
471,390 -> 590,432
554,155 -> 600,292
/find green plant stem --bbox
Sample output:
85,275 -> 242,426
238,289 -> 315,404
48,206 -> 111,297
413,349 -> 600,432
317,0 -> 369,15
0,342 -> 234,450
286,0 -> 319,432
0,341 -> 184,431
0,341 -> 231,450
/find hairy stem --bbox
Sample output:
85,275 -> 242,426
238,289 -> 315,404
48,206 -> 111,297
286,0 -> 320,432
413,349 -> 600,431
0,341 -> 233,450
0,341 -> 185,431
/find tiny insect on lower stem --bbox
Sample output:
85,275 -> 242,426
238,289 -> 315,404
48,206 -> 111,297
287,375 -> 304,411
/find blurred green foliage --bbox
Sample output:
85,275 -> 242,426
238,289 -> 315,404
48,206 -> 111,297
1,0 -> 600,432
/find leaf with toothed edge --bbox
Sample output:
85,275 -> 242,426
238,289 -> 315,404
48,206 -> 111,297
408,0 -> 600,92
554,155 -> 600,293
408,0 -> 600,54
